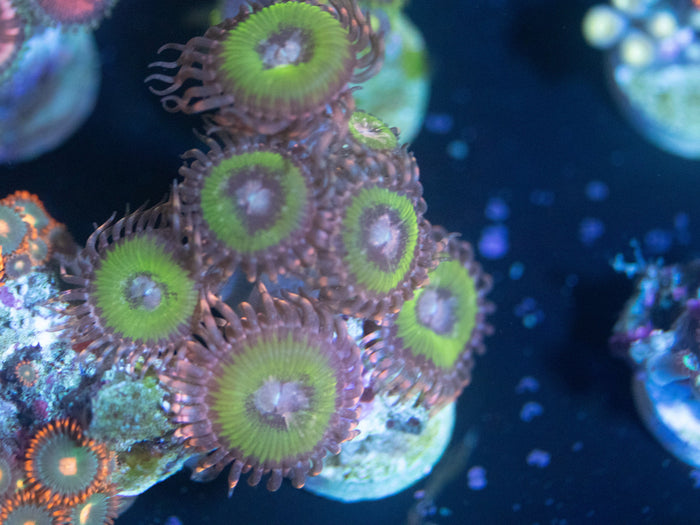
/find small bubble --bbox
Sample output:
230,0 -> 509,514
643,228 -> 672,255
514,297 -> 538,317
467,466 -> 487,490
529,189 -> 555,207
424,504 -> 437,517
523,312 -> 543,329
509,262 -> 524,280
515,376 -> 540,394
674,212 -> 689,229
513,297 -> 544,328
478,224 -> 509,260
484,197 -> 510,221
579,217 -> 605,246
447,140 -> 469,160
424,113 -> 453,134
584,180 -> 609,202
520,401 -> 544,422
526,449 -> 551,468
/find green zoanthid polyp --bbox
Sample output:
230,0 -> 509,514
211,331 -> 339,464
200,151 -> 308,254
341,186 -> 418,294
348,111 -> 398,151
146,0 -> 383,134
93,234 -> 198,344
395,259 -> 478,369
219,1 -> 353,116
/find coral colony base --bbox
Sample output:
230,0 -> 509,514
582,0 -> 700,158
611,248 -> 700,470
0,0 -> 108,163
0,0 -> 493,522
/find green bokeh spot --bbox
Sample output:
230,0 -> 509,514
219,2 -> 353,113
395,259 -> 478,369
342,187 -> 419,294
201,151 -> 308,253
93,235 -> 198,344
211,331 -> 338,464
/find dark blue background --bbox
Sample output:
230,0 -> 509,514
2,1 -> 699,523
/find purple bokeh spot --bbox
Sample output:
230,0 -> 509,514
515,376 -> 540,394
478,224 -> 509,260
643,228 -> 672,255
520,401 -> 544,422
529,189 -> 555,207
467,466 -> 487,490
424,113 -> 454,134
484,197 -> 510,222
526,449 -> 551,468
585,180 -> 609,202
578,217 -> 605,246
